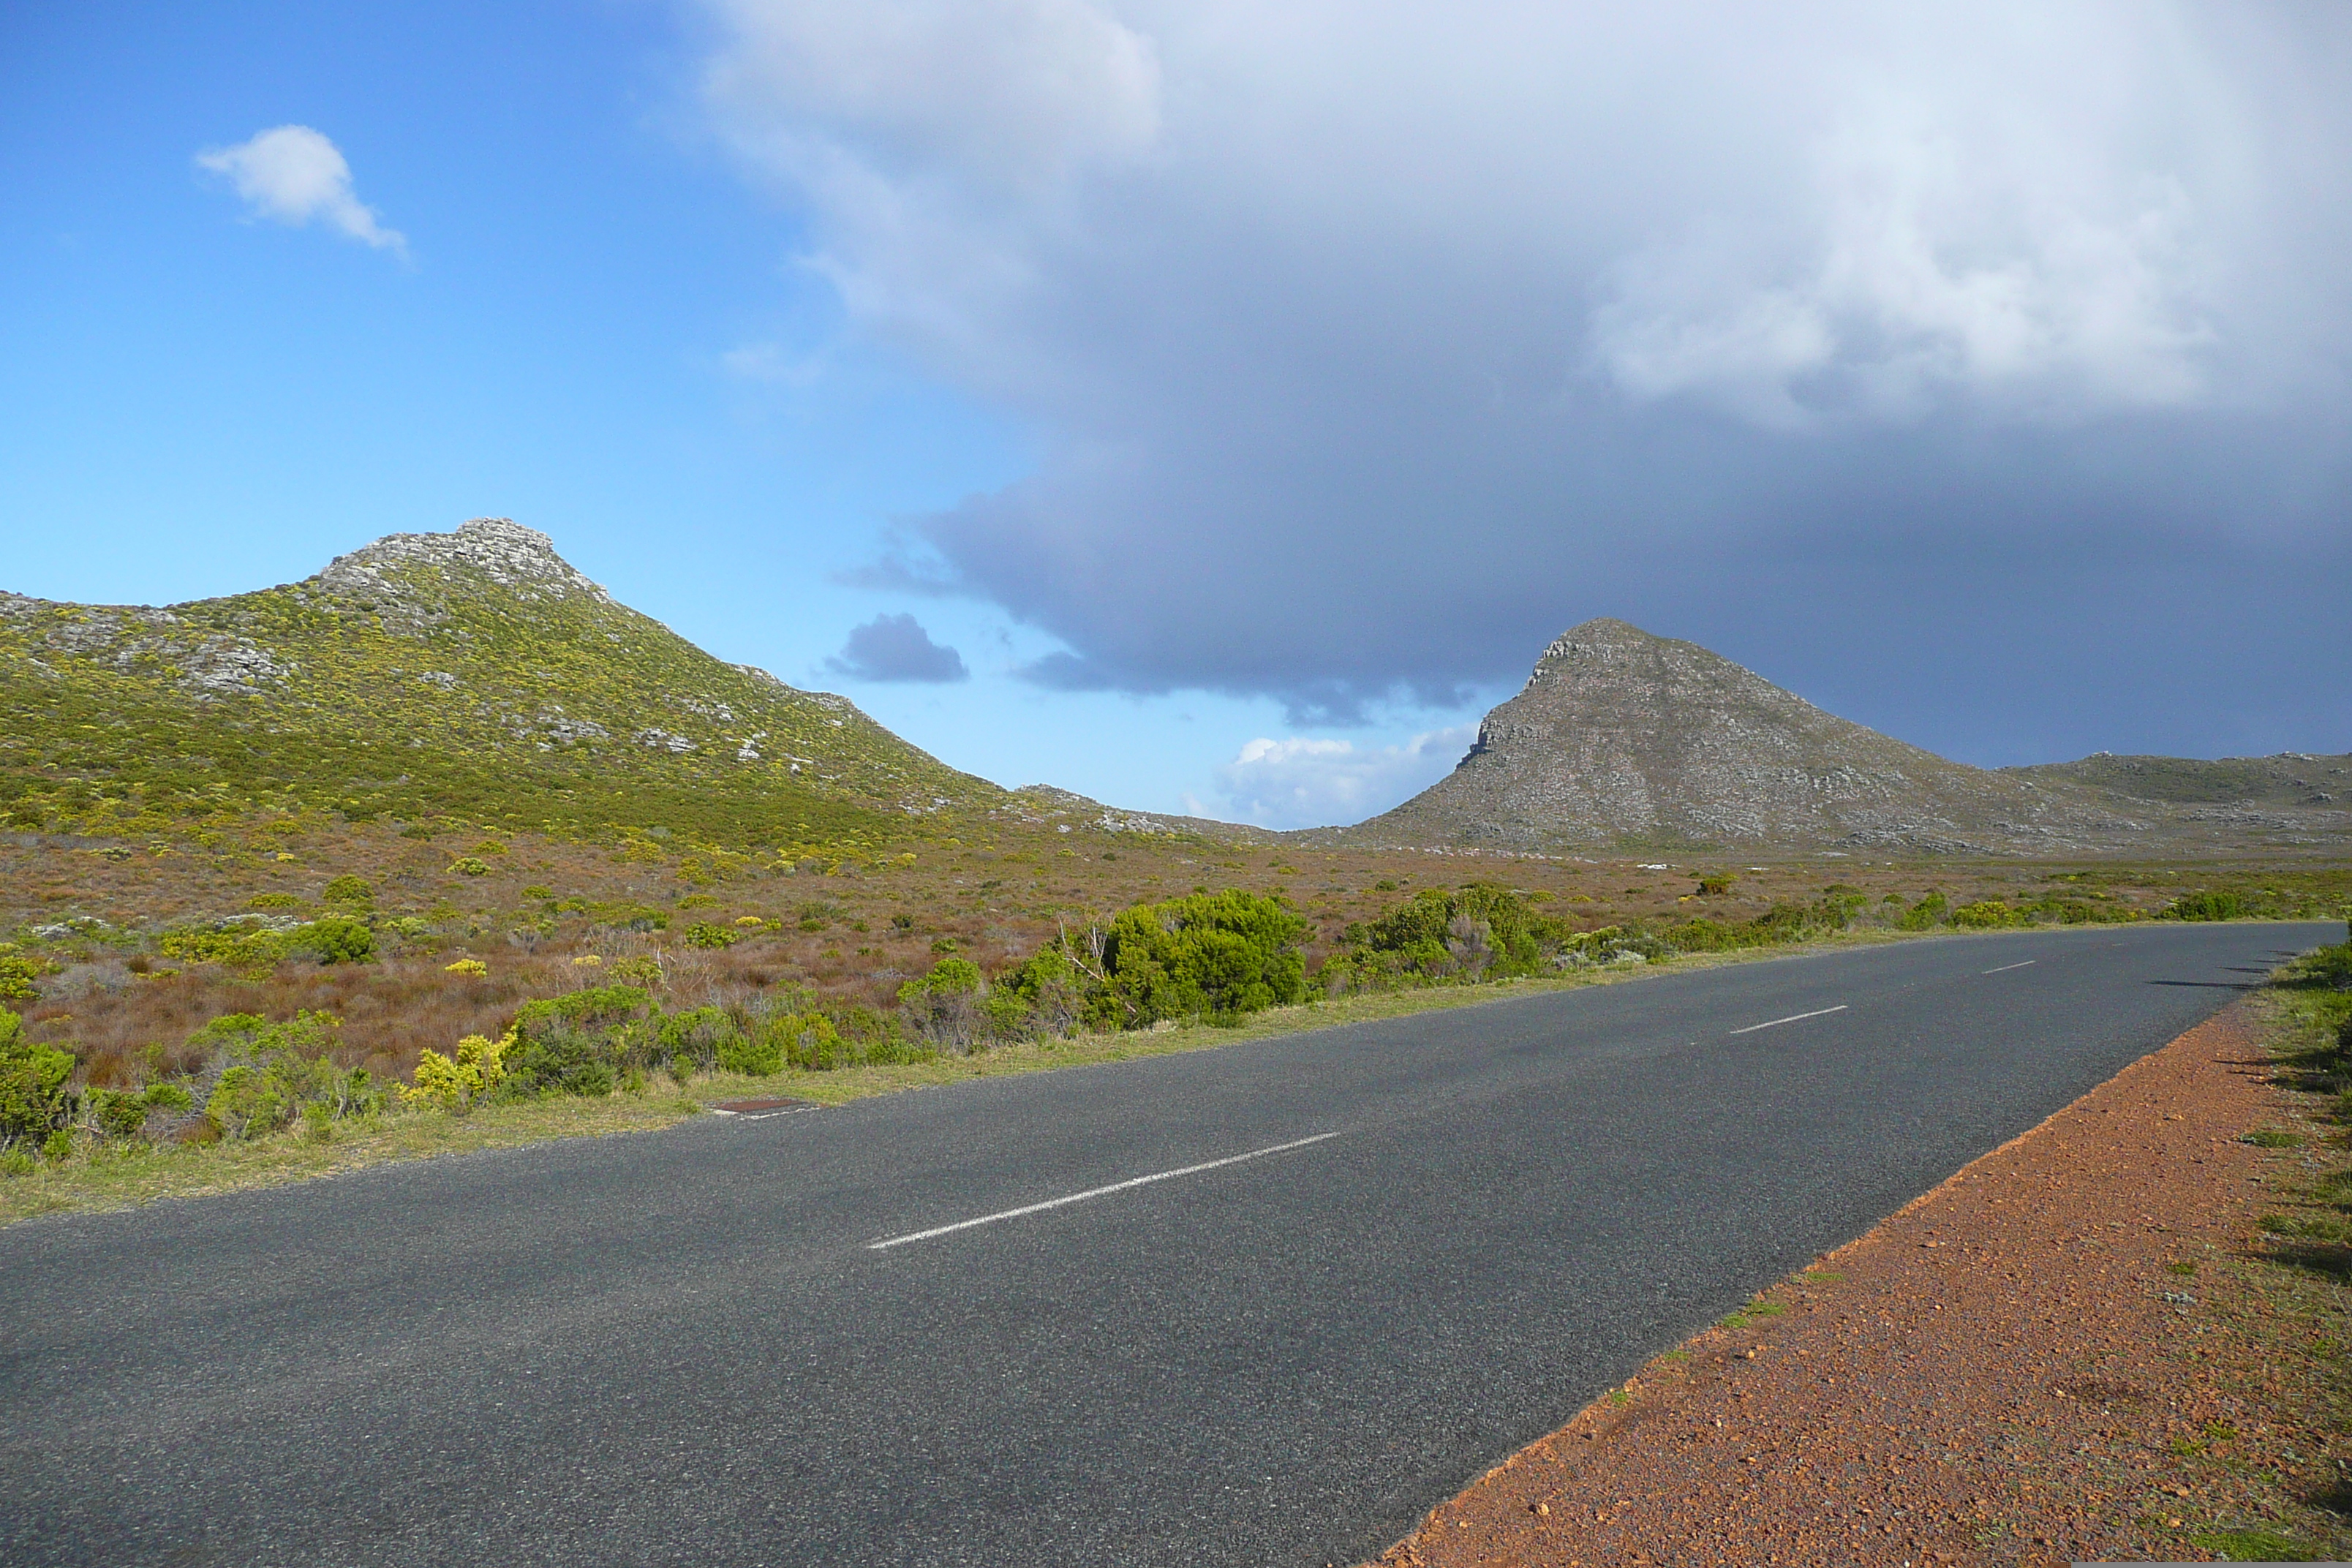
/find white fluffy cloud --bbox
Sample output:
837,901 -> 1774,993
196,126 -> 407,255
1206,727 -> 1476,830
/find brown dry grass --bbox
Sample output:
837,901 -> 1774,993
7,810 -> 2318,1098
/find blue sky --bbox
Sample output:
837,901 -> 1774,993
4,3 -> 2347,827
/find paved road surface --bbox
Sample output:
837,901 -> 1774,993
0,922 -> 2330,1566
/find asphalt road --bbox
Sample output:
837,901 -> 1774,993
0,921 -> 2332,1567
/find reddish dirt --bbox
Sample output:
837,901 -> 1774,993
1370,1002 -> 2304,1567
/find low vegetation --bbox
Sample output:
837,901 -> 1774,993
4,815 -> 2344,1225
2151,931 -> 2352,1561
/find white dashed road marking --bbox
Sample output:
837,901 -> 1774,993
867,1131 -> 1345,1251
1728,1004 -> 1849,1036
1982,960 -> 2038,974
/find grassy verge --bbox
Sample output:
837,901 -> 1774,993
0,921 -> 2285,1229
0,1095 -> 698,1227
2158,942 -> 2352,1561
682,934 -> 1880,1109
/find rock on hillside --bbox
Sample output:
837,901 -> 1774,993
0,517 -> 999,842
1351,619 -> 2139,853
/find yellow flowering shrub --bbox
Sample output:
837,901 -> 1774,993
402,1027 -> 512,1112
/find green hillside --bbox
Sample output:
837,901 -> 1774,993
0,518 -> 1000,845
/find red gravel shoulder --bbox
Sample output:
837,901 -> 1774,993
1371,1001 -> 2307,1567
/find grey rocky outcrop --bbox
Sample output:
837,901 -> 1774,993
1359,618 -> 2146,853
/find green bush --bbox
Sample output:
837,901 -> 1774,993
1656,903 -> 1811,952
323,874 -> 373,904
898,957 -> 988,1051
160,924 -> 286,970
717,1023 -> 784,1076
1896,892 -> 1949,931
184,1010 -> 385,1141
1328,884 -> 1573,992
449,856 -> 492,877
658,1006 -> 740,1074
682,921 -> 740,950
502,985 -> 655,1097
1948,899 -> 2024,930
1092,889 -> 1310,1025
998,946 -> 1088,1034
0,1007 -> 75,1147
289,915 -> 376,965
783,1014 -> 848,1069
0,949 -> 42,1000
88,1088 -> 155,1139
247,892 -> 305,911
2166,889 -> 2245,921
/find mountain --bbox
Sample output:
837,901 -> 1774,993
1347,619 -> 2349,856
0,518 -> 1000,844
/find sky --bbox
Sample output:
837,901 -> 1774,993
4,2 -> 2348,830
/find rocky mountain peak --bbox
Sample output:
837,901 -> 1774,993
1362,619 -> 2127,853
314,517 -> 612,610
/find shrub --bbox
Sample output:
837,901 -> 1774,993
404,1029 -> 510,1113
899,957 -> 989,1052
323,874 -> 373,904
682,921 -> 739,951
784,1014 -> 848,1070
658,1006 -> 740,1074
502,985 -> 655,1098
449,857 -> 492,877
1948,899 -> 2023,930
1092,889 -> 1311,1026
186,1010 -> 385,1141
1695,874 -> 1738,897
290,915 -> 375,965
0,949 -> 42,1000
1329,884 -> 1566,990
998,946 -> 1088,1036
1896,892 -> 1949,931
88,1088 -> 154,1139
445,957 -> 488,976
608,955 -> 662,987
717,1022 -> 784,1076
0,1008 -> 75,1148
247,892 -> 305,910
2166,890 -> 2245,922
160,924 -> 288,971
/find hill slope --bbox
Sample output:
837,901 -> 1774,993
1351,619 -> 2142,853
0,518 -> 1000,844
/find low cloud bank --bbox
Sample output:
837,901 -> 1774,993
1200,727 -> 1477,830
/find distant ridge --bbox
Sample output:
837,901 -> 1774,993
1345,619 -> 2348,856
0,518 -> 1000,842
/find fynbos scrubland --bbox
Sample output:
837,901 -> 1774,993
4,519 -> 2345,1214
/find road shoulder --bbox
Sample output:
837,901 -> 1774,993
1371,997 -> 2351,1567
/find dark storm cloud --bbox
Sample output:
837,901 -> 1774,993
703,1 -> 2352,758
824,613 -> 969,684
